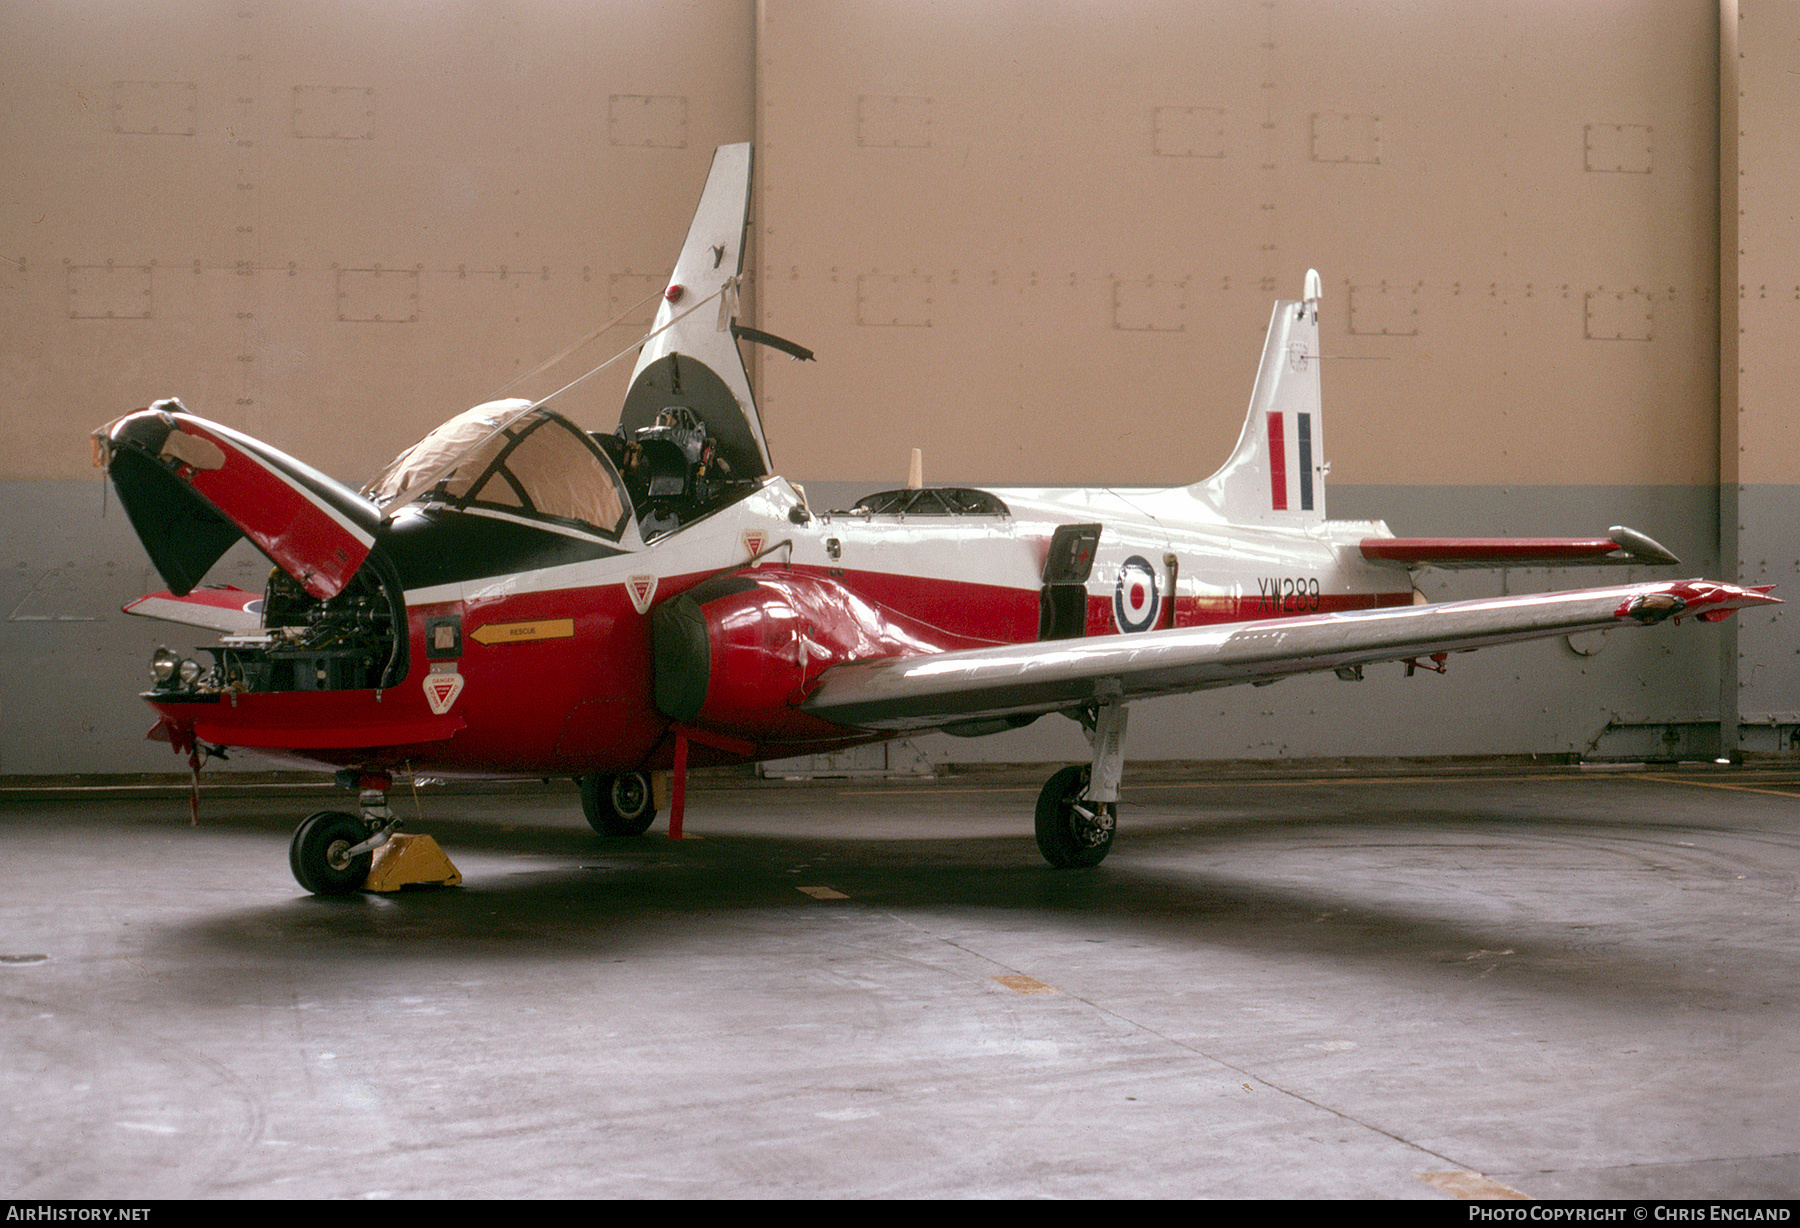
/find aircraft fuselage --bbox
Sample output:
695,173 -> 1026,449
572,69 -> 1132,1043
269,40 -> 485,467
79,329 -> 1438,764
141,472 -> 1411,777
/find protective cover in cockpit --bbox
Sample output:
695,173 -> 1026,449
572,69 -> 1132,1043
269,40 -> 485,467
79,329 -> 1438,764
366,401 -> 629,537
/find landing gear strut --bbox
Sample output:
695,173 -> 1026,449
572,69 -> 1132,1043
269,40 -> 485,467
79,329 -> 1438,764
1034,684 -> 1129,869
580,772 -> 657,837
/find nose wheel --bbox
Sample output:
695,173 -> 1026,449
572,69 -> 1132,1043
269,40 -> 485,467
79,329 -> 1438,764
290,810 -> 376,896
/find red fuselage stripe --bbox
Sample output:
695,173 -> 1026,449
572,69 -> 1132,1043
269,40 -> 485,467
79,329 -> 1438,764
148,564 -> 1415,776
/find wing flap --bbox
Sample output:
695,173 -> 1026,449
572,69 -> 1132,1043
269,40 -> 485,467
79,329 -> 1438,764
802,579 -> 1778,732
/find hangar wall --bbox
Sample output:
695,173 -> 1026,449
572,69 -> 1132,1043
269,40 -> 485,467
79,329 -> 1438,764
0,0 -> 758,774
0,2 -> 1788,775
1721,0 -> 1800,757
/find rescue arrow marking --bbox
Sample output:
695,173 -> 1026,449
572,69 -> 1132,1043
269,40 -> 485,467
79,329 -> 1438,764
468,619 -> 575,646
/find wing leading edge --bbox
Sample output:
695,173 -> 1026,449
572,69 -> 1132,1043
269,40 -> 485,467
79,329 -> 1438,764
801,579 -> 1778,733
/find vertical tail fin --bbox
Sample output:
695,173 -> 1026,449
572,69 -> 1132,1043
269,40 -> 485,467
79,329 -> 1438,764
1191,270 -> 1326,524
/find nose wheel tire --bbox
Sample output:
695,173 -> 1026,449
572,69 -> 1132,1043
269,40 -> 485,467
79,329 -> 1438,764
1034,764 -> 1116,868
580,772 -> 657,837
290,810 -> 374,896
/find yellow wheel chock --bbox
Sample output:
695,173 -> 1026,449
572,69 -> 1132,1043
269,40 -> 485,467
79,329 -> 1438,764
362,833 -> 462,892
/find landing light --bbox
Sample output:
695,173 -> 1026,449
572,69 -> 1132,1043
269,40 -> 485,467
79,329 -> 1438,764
149,646 -> 179,684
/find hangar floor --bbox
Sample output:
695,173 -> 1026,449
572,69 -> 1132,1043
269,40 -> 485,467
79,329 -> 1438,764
1,764 -> 1796,1201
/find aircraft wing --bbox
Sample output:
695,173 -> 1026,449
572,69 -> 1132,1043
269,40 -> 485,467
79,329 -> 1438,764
801,579 -> 1777,733
124,585 -> 263,634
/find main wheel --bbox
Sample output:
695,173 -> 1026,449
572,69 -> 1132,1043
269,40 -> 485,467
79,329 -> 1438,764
580,772 -> 657,837
290,810 -> 373,896
1034,764 -> 1116,868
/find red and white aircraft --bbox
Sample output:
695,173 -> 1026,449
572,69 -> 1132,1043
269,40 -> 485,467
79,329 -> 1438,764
96,144 -> 1777,894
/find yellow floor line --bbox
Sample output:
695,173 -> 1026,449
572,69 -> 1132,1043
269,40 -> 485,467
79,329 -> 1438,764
1634,774 -> 1800,800
1417,1171 -> 1528,1200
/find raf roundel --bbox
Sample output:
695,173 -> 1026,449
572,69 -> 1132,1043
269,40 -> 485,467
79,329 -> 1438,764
1112,555 -> 1161,633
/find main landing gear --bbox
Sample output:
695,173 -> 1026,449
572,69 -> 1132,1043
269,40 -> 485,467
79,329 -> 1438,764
579,772 -> 657,837
1034,686 -> 1129,869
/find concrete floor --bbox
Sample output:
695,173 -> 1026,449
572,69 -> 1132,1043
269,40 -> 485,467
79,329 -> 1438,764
1,764 -> 1797,1200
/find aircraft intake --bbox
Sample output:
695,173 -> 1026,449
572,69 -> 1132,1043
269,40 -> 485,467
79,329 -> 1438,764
650,569 -> 959,740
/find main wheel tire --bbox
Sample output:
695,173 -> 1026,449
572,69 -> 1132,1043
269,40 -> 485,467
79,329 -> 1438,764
580,772 -> 657,837
1034,764 -> 1116,869
290,810 -> 373,896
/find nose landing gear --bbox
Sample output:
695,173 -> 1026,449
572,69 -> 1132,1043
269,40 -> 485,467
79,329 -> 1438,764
290,809 -> 376,895
288,774 -> 461,895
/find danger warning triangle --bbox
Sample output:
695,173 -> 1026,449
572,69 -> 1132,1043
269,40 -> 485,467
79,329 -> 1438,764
423,672 -> 464,715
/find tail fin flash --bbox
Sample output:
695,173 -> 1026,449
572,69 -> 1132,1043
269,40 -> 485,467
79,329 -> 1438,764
619,143 -> 772,478
1192,270 -> 1326,524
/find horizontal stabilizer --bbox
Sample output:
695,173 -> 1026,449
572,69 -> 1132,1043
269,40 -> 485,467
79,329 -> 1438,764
1359,525 -> 1680,570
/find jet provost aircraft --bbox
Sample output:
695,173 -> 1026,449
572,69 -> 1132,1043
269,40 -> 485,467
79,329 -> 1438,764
95,143 -> 1777,895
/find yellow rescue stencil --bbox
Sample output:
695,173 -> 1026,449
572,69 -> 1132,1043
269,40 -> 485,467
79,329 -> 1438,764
469,619 -> 575,645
